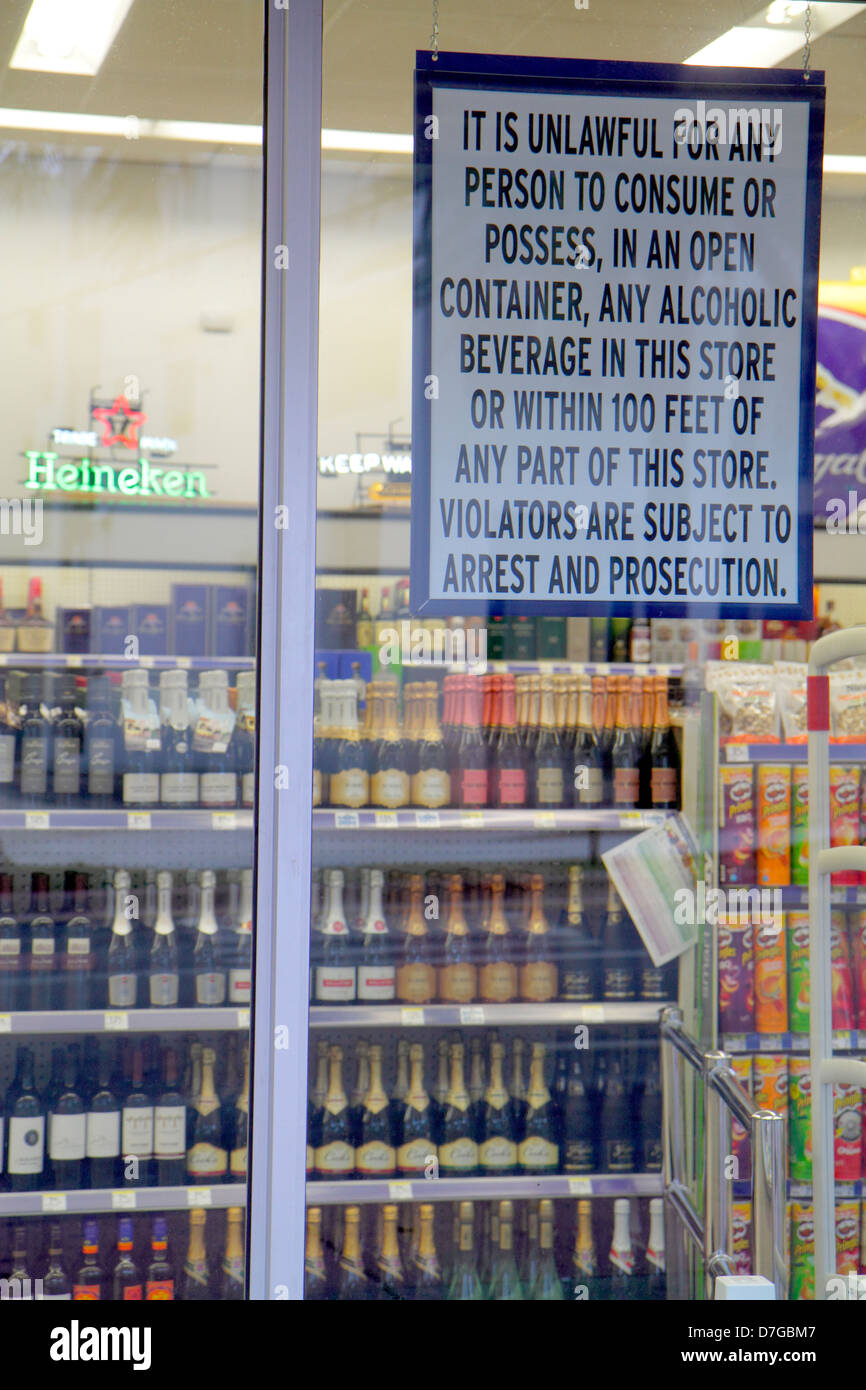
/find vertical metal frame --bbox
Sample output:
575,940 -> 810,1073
249,0 -> 322,1300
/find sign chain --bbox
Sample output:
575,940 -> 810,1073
431,0 -> 440,61
802,3 -> 811,80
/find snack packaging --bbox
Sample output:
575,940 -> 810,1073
756,764 -> 792,887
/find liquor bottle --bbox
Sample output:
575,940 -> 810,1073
572,674 -> 605,808
227,1041 -> 249,1183
374,587 -> 393,647
601,880 -> 636,1003
314,1044 -> 354,1179
599,1048 -> 635,1173
17,577 -> 52,652
234,670 -> 256,809
330,682 -> 369,808
357,868 -> 394,1001
145,1217 -> 175,1299
187,1045 -> 227,1183
438,874 -> 476,1003
227,868 -> 253,1005
412,681 -> 450,808
638,675 -> 655,806
526,1199 -> 564,1300
646,1197 -> 666,1300
356,589 -> 374,647
49,1046 -> 86,1189
51,678 -> 84,805
356,1043 -> 396,1179
112,1218 -> 143,1300
0,674 -> 16,808
375,1203 -> 407,1300
347,1039 -> 368,1147
122,1044 -> 154,1187
608,1198 -> 638,1299
73,1221 -> 105,1300
86,1042 -> 121,1188
42,1224 -> 72,1299
0,871 -> 22,1011
478,1040 -> 517,1176
611,675 -> 641,809
520,872 -> 557,1002
149,870 -> 179,1007
518,1042 -> 559,1175
445,1201 -> 483,1300
479,873 -> 517,1003
600,674 -> 618,801
159,671 -> 199,807
84,675 -> 117,807
650,675 -> 680,809
430,1036 -> 449,1142
7,1227 -> 34,1299
488,1200 -> 523,1300
6,1046 -> 45,1190
60,871 -> 93,1010
154,1046 -> 186,1186
221,1207 -> 245,1299
412,1203 -> 443,1301
562,1052 -> 595,1175
314,868 -> 355,1004
181,1210 -> 210,1300
569,1200 -> 599,1299
120,670 -> 160,809
0,583 -> 15,655
27,870 -> 56,1011
454,675 -> 488,808
304,1206 -> 328,1300
490,673 -> 525,808
107,869 -> 139,1007
396,873 -> 436,1004
389,1037 -> 409,1139
198,670 -> 239,808
371,680 -> 410,808
559,864 -> 597,1003
509,1037 -> 528,1141
397,1042 -> 435,1178
190,869 -> 225,1005
637,1048 -> 663,1172
335,1206 -> 371,1300
19,672 -> 50,803
438,1042 -> 478,1177
533,676 -> 566,808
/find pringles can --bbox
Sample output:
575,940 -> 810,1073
756,764 -> 791,887
730,1055 -> 753,1182
789,1059 -> 812,1182
719,766 -> 756,885
829,764 -> 860,886
830,910 -> 855,1031
836,1200 -> 860,1277
790,1201 -> 815,1300
718,915 -> 755,1034
754,918 -> 788,1034
834,1084 -> 863,1181
791,765 -> 809,886
787,911 -> 810,1034
732,1202 -> 752,1276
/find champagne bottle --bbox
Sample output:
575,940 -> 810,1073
314,869 -> 356,1004
431,1035 -> 449,1142
518,1042 -> 559,1175
601,880 -> 636,1003
438,1042 -> 478,1177
646,1197 -> 666,1300
608,1198 -> 638,1299
356,1043 -> 396,1178
192,868 -> 226,1005
488,1200 -> 523,1300
570,1200 -> 599,1300
43,1223 -> 72,1299
638,674 -> 655,806
447,1201 -> 484,1300
159,671 -> 198,807
478,1040 -> 517,1176
112,1217 -> 142,1300
330,682 -> 369,808
600,674 -> 618,802
520,872 -> 557,1002
397,1042 -> 435,1178
412,1203 -> 443,1301
490,673 -> 525,807
396,873 -> 436,1004
304,1206 -> 328,1300
454,676 -> 488,808
650,675 -> 680,809
234,670 -> 256,809
371,681 -> 410,808
479,873 -> 517,1003
412,681 -> 450,808
611,675 -> 641,809
509,1037 -> 528,1141
149,870 -> 179,1007
227,868 -> 253,1004
181,1209 -> 210,1300
229,1042 -> 250,1181
145,1217 -> 175,1299
375,1203 -> 406,1300
186,1045 -> 228,1183
573,674 -> 605,808
559,864 -> 598,1003
336,1205 -> 371,1300
389,1038 -> 409,1138
438,874 -> 477,1003
220,1206 -> 245,1299
120,670 -> 160,809
198,670 -> 239,808
357,868 -> 394,1001
107,870 -> 139,1008
527,1198 -> 564,1300
533,676 -> 566,808
637,1047 -> 663,1172
562,1052 -> 595,1175
599,1048 -> 635,1173
314,1044 -> 354,1179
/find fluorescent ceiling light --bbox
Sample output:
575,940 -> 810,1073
824,155 -> 866,175
322,128 -> 413,155
10,0 -> 134,76
685,0 -> 864,66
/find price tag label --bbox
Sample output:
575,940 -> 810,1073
187,1187 -> 213,1206
42,1193 -> 67,1212
832,1031 -> 850,1050
415,811 -> 440,827
725,744 -> 749,763
63,654 -> 80,668
0,655 -> 7,666
401,1008 -> 425,1026
789,1182 -> 811,1199
568,1177 -> 592,1196
388,1182 -> 413,1201
725,1034 -> 747,1053
0,1015 -> 11,1034
335,811 -> 359,829
139,656 -> 154,669
127,812 -> 151,830
374,812 -> 398,828
619,811 -> 644,826
460,811 -> 484,827
791,1035 -> 809,1051
533,812 -> 557,828
581,1005 -> 606,1024
104,1012 -> 129,1031
25,812 -> 49,830
837,1183 -> 855,1198
212,812 -> 236,831
176,657 -> 192,669
237,1010 -> 250,1030
761,1035 -> 784,1051
112,1191 -> 137,1209
460,1006 -> 485,1025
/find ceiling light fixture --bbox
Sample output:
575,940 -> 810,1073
10,0 -> 134,77
685,0 -> 864,66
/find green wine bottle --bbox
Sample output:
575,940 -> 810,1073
446,1201 -> 484,1300
528,1199 -> 564,1300
487,1200 -> 523,1300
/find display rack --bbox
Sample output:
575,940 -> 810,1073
307,1174 -> 663,1205
0,1185 -> 247,1217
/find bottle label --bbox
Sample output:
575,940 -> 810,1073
228,968 -> 252,1002
610,1248 -> 635,1276
48,1112 -> 86,1160
643,1139 -> 663,1171
495,767 -> 526,806
150,973 -> 179,1007
458,767 -> 488,807
330,768 -> 369,808
640,967 -> 667,1001
53,739 -> 81,794
200,772 -> 238,806
371,768 -> 410,808
651,767 -> 678,805
121,1108 -> 154,1157
0,939 -> 20,957
108,974 -> 137,1007
154,1105 -> 186,1159
312,768 -> 323,807
122,772 -> 159,805
646,1249 -> 665,1273
314,966 -> 356,1002
146,1281 -> 174,1300
86,1111 -> 120,1158
397,1137 -> 435,1174
438,962 -> 477,1003
0,734 -> 14,784
17,625 -> 52,653
560,968 -> 594,1002
21,741 -> 48,795
479,1136 -> 518,1169
603,1139 -> 636,1172
563,1139 -> 595,1173
517,1135 -> 559,1170
242,772 -> 255,807
613,767 -> 640,806
8,1115 -> 45,1173
395,961 -> 436,1003
195,971 -> 227,1006
603,967 -> 634,1001
438,1137 -> 478,1170
187,1143 -> 228,1177
411,768 -> 450,808
535,766 -> 564,805
578,767 -> 604,806
123,1286 -> 143,1300
357,966 -> 396,1001
73,1284 -> 101,1300
519,961 -> 558,1002
184,1260 -> 209,1288
355,1140 -> 396,1174
479,960 -> 518,1002
88,738 -> 115,796
31,936 -> 55,959
160,772 -> 199,803
230,1146 -> 247,1177
65,938 -> 91,959
314,1140 -> 354,1176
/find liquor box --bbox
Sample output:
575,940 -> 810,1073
171,584 -> 210,657
93,605 -> 131,655
507,615 -> 536,661
56,606 -> 92,654
315,588 -> 357,650
566,617 -> 590,663
485,613 -> 508,661
131,603 -> 170,657
210,584 -> 252,658
536,616 -> 566,660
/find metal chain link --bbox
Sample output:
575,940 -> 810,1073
803,2 -> 812,81
431,0 -> 440,61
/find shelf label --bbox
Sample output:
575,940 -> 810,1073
176,657 -> 192,669
335,811 -> 359,829
237,1010 -> 250,1030
568,1178 -> 592,1196
127,812 -> 151,830
63,654 -> 80,668
374,811 -> 398,828
401,1007 -> 425,1026
112,1191 -> 137,1209
459,1006 -> 485,1025
0,1015 -> 11,1034
533,812 -> 557,828
139,656 -> 154,669
388,1182 -> 413,1201
832,1031 -> 850,1049
581,1005 -> 606,1024
415,811 -> 440,827
760,1035 -> 784,1051
104,1012 -> 129,1031
725,744 -> 750,763
25,812 -> 49,830
212,812 -> 237,830
42,1193 -> 67,1212
837,1183 -> 855,1198
187,1187 -> 213,1206
460,811 -> 484,827
619,811 -> 644,826
791,1035 -> 809,1051
725,1035 -> 747,1053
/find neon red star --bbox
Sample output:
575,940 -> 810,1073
91,394 -> 146,449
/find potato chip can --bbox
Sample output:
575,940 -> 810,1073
718,916 -> 754,1033
790,1202 -> 815,1300
852,910 -> 866,1031
791,765 -> 809,886
830,910 -> 855,1031
732,1202 -> 752,1276
754,919 -> 788,1033
756,764 -> 791,887
834,1083 -> 863,1181
787,911 -> 810,1034
719,766 -> 756,885
730,1055 -> 752,1182
829,765 -> 860,885
789,1059 -> 812,1182
836,1200 -> 860,1277
753,1054 -> 788,1118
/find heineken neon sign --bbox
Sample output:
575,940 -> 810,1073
24,451 -> 209,500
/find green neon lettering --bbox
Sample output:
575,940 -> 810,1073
185,471 -> 209,498
25,451 -> 57,489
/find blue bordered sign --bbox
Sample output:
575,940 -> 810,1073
411,52 -> 824,619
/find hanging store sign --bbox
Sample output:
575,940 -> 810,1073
411,52 -> 824,617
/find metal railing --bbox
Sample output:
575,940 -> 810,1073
661,1007 -> 787,1299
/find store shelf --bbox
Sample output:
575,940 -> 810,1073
720,884 -> 866,908
0,1007 -> 250,1035
0,1184 -> 247,1217
312,808 -> 672,833
722,1031 -> 865,1053
732,1179 -> 863,1200
402,660 -> 684,676
721,742 -> 866,764
0,809 -> 252,831
0,654 -> 255,670
306,1173 -> 663,1204
309,1002 -> 671,1029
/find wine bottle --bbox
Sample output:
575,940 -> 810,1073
145,1217 -> 175,1299
446,1200 -> 483,1300
488,1200 -> 523,1300
479,873 -> 517,1003
562,1052 -> 595,1175
526,1198 -> 563,1300
121,1044 -> 153,1187
304,1206 -> 328,1300
518,1042 -> 559,1175
533,676 -> 566,808
491,673 -> 526,807
149,870 -> 179,1007
559,864 -> 598,1003
49,1045 -> 86,1189
375,1202 -> 407,1301
438,874 -> 477,1003
84,674 -> 117,807
454,675 -> 488,808
112,1218 -> 142,1300
356,1043 -> 396,1178
438,1042 -> 478,1177
330,682 -> 369,808
0,871 -> 22,1011
397,1042 -> 435,1179
73,1221 -> 105,1300
356,588 -> 374,647
478,1040 -> 517,1176
6,1046 -> 45,1190
412,1203 -> 443,1301
60,871 -> 93,1010
650,675 -> 680,809
520,872 -> 558,1002
154,1046 -> 186,1186
371,680 -> 410,808
637,1047 -> 663,1172
28,870 -> 56,1011
396,873 -> 436,1004
335,1206 -> 371,1300
86,1041 -> 121,1188
412,681 -> 450,808
19,672 -> 50,803
181,1209 -> 210,1300
509,1036 -> 528,1141
373,587 -> 392,646
17,576 -> 53,652
227,868 -> 253,1005
198,670 -> 239,808
234,670 -> 256,809
601,880 -> 636,1002
191,868 -> 225,1005
159,671 -> 199,807
107,869 -> 139,1008
51,677 -> 84,805
608,1198 -> 638,1299
120,670 -> 160,809
220,1206 -> 245,1299
572,674 -> 605,808
314,1044 -> 354,1179
0,675 -> 15,808
611,675 -> 641,809
357,868 -> 394,1001
314,868 -> 356,1004
570,1200 -> 599,1300
187,1045 -> 227,1183
599,1047 -> 635,1173
0,586 -> 15,655
646,1197 -> 666,1300
42,1224 -> 72,1299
